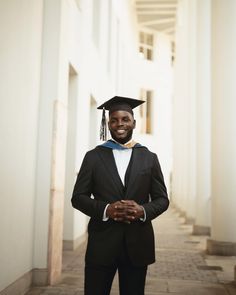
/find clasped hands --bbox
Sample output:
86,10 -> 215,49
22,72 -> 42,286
106,200 -> 144,224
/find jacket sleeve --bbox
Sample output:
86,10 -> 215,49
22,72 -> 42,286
142,153 -> 169,221
71,152 -> 107,220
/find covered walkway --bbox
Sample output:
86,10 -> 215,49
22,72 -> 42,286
27,207 -> 236,295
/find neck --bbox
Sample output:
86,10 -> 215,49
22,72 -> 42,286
111,138 -> 133,145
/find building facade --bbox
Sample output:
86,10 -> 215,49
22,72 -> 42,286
0,0 -> 173,293
1,0 -> 236,294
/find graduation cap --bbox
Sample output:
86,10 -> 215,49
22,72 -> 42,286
97,96 -> 145,141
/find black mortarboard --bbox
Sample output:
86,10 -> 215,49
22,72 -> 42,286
97,96 -> 145,141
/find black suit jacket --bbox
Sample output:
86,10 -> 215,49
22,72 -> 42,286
71,145 -> 169,266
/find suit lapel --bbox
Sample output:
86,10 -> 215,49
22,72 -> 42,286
97,147 -> 124,197
125,148 -> 143,198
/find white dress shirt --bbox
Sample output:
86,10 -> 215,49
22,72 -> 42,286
112,148 -> 132,185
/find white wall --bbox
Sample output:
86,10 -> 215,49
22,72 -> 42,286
134,32 -> 173,193
61,0 -> 114,244
0,0 -> 174,290
0,0 -> 43,291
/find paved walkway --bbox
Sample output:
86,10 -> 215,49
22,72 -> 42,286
27,207 -> 236,294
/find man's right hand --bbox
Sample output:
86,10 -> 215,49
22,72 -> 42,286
106,201 -> 139,223
106,201 -> 128,222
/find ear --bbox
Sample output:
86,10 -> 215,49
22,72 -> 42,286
133,119 -> 136,129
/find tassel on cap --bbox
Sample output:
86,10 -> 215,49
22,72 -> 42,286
100,107 -> 107,141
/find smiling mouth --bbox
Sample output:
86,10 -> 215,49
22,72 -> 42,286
116,130 -> 126,135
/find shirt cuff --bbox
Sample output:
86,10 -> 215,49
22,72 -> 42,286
102,204 -> 110,221
139,206 -> 146,222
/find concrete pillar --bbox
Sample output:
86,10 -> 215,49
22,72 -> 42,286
172,0 -> 197,222
184,0 -> 197,224
207,0 -> 236,255
172,0 -> 191,215
193,0 -> 211,236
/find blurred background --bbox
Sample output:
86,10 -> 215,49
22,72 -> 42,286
0,0 -> 235,293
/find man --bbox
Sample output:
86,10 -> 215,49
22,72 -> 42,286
71,96 -> 169,295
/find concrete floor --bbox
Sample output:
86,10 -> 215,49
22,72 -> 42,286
26,207 -> 236,294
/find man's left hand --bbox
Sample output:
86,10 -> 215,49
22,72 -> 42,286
120,200 -> 144,222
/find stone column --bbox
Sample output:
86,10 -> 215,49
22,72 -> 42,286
172,0 -> 193,217
184,0 -> 197,224
207,0 -> 236,255
193,0 -> 211,235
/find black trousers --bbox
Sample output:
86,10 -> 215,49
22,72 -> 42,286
84,240 -> 147,295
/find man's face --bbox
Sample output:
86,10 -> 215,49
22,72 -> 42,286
108,110 -> 136,144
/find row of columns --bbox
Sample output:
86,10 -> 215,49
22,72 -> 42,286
172,0 -> 236,255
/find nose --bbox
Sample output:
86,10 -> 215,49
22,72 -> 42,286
117,119 -> 124,126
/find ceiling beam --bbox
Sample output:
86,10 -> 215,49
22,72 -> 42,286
137,10 -> 175,15
136,0 -> 177,1
139,25 -> 175,36
139,17 -> 175,26
136,4 -> 177,9
161,27 -> 175,34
